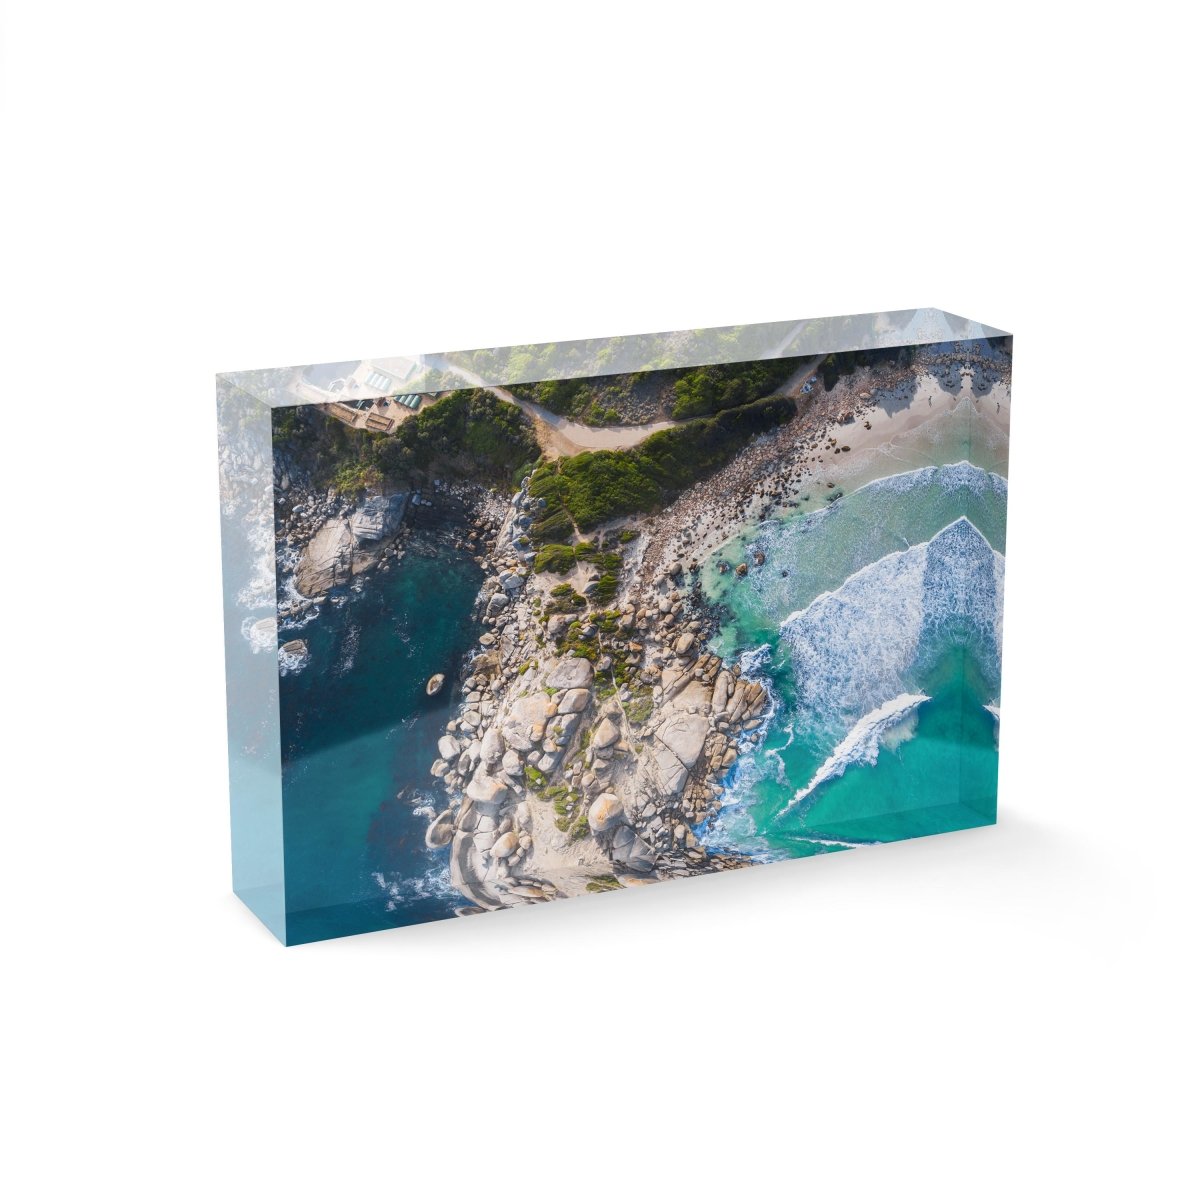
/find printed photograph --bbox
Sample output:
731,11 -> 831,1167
226,330 -> 1010,943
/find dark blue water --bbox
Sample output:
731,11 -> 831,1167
277,540 -> 482,944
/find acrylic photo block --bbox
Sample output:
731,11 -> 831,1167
218,310 -> 1012,945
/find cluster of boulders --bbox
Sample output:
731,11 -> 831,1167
426,530 -> 772,911
425,655 -> 602,911
925,348 -> 1009,398
607,643 -> 767,880
500,479 -> 544,564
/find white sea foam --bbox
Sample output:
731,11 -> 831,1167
723,463 -> 1008,643
777,692 -> 931,820
869,460 -> 1007,500
696,641 -> 782,858
780,517 -> 1004,734
371,864 -> 457,912
277,645 -> 309,676
334,623 -> 360,676
241,614 -> 277,653
235,519 -> 278,611
739,642 -> 775,675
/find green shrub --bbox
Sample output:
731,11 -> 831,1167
527,395 -> 796,532
587,573 -> 619,604
296,389 -> 540,493
534,544 -> 577,574
331,461 -> 382,495
586,875 -> 623,893
669,358 -> 798,420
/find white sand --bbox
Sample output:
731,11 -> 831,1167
642,366 -> 1011,581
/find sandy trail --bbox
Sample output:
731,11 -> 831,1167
427,351 -> 823,459
424,354 -> 675,457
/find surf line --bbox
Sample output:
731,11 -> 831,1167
776,692 -> 930,822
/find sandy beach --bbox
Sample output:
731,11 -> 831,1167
638,353 -> 1011,580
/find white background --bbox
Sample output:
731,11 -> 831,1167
2,3 -> 1195,1197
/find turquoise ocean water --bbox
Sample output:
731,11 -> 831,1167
700,461 -> 1006,860
277,543 -> 481,944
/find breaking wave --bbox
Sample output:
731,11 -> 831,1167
371,865 -> 458,912
241,614 -> 277,653
868,460 -> 1007,501
777,693 -> 929,819
780,517 -> 1003,736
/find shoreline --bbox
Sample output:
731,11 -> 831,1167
641,362 -> 1011,582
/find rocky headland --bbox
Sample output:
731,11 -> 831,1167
423,480 -> 769,912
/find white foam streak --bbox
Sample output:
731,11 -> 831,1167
777,693 -> 930,820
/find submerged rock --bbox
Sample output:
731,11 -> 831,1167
425,809 -> 456,849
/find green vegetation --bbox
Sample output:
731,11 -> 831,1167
668,358 -> 798,420
524,765 -> 547,791
331,460 -> 382,496
532,536 -> 624,580
550,786 -> 588,835
510,375 -> 638,427
375,389 -> 539,485
575,542 -> 621,572
528,395 -> 796,533
545,583 -> 586,614
533,543 -> 578,574
586,875 -> 623,894
529,504 -> 574,543
543,783 -> 569,805
585,573 -> 619,605
275,390 -> 540,497
624,691 -> 654,725
505,347 -> 804,427
271,406 -> 304,446
512,376 -> 590,417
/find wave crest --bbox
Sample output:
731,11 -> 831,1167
778,693 -> 930,819
781,517 -> 1003,734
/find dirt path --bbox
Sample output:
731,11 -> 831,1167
427,350 -> 822,459
425,355 -> 674,458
